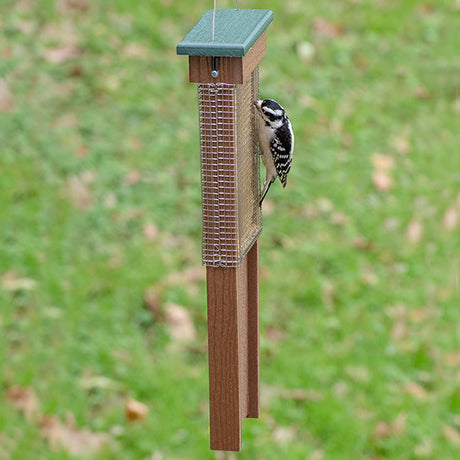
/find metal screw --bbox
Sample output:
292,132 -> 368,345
211,70 -> 219,78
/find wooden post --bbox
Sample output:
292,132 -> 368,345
177,9 -> 272,451
206,240 -> 259,451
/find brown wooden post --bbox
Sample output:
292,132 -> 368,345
177,9 -> 272,451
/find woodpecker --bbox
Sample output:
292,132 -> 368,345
254,99 -> 294,206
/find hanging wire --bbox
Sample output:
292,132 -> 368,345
212,0 -> 216,42
213,0 -> 240,41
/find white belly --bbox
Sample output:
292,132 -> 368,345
257,118 -> 278,182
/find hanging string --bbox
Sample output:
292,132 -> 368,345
213,0 -> 240,42
212,0 -> 216,42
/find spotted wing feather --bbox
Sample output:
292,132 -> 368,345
270,118 -> 294,187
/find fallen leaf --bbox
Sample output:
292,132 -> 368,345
6,386 -> 40,422
393,129 -> 411,155
272,425 -> 296,444
361,264 -> 378,285
384,217 -> 400,231
42,45 -> 82,64
453,98 -> 460,112
296,41 -> 315,62
444,425 -> 460,445
406,219 -> 423,244
414,86 -> 430,99
122,42 -> 150,59
79,375 -> 120,391
16,19 -> 35,35
143,222 -> 159,241
345,365 -> 370,383
443,207 -> 459,231
413,439 -> 433,457
417,3 -> 434,14
164,302 -> 196,342
372,170 -> 393,191
372,153 -> 395,171
313,18 -> 344,38
374,421 -> 392,439
310,450 -> 325,460
330,211 -> 348,225
321,279 -> 335,311
39,413 -> 109,454
1,271 -> 37,292
124,398 -> 149,422
391,319 -> 407,342
331,381 -> 347,397
265,325 -> 286,343
123,170 -> 142,186
405,382 -> 427,400
165,266 -> 205,285
0,79 -> 15,112
64,175 -> 92,209
352,236 -> 375,251
143,286 -> 163,319
374,413 -> 407,439
57,0 -> 89,12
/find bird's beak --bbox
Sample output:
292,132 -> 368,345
253,100 -> 262,111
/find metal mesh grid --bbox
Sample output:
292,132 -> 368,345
198,67 -> 261,267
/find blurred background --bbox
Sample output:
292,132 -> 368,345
1,0 -> 459,458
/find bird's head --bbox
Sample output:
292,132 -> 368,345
253,99 -> 286,128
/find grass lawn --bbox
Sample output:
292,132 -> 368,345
1,0 -> 459,458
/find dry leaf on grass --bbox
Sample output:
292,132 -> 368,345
124,398 -> 149,422
122,43 -> 150,60
1,271 -> 37,292
0,79 -> 15,112
405,382 -> 427,400
313,18 -> 344,38
123,170 -> 142,186
39,413 -> 110,455
6,386 -> 40,422
444,425 -> 460,445
372,153 -> 395,171
164,302 -> 196,342
393,129 -> 411,155
42,45 -> 82,64
64,175 -> 92,209
371,153 -> 395,191
374,413 -> 407,439
406,219 -> 423,244
443,207 -> 459,231
143,222 -> 159,241
57,0 -> 89,12
272,425 -> 296,444
143,286 -> 163,319
165,266 -> 205,285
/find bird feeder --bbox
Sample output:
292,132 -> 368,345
177,8 -> 273,451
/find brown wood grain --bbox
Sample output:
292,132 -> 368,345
206,240 -> 259,451
247,240 -> 260,418
189,31 -> 267,84
207,265 -> 242,451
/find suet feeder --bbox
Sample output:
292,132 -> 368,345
177,8 -> 273,451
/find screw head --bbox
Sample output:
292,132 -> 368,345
211,70 -> 219,78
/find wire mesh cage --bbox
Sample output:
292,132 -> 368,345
198,67 -> 262,267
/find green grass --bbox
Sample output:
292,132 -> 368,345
1,0 -> 459,458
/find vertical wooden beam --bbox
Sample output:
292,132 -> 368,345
207,265 -> 242,451
247,240 -> 260,418
206,239 -> 259,451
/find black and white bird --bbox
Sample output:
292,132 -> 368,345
253,99 -> 294,206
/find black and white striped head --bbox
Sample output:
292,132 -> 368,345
254,99 -> 287,129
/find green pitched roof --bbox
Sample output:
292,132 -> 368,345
176,9 -> 273,57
